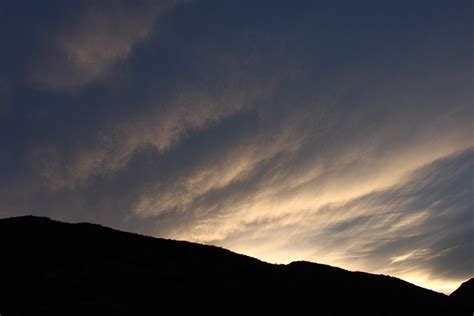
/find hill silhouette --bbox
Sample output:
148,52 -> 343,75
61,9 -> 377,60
0,216 -> 471,315
450,278 -> 474,313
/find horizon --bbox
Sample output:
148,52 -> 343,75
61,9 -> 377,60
0,0 -> 472,295
3,213 -> 470,295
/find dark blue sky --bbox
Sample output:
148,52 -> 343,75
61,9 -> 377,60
0,0 -> 472,293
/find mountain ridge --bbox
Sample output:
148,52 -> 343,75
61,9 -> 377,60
0,215 -> 471,315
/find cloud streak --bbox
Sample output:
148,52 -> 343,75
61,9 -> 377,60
200,149 -> 474,294
31,0 -> 183,91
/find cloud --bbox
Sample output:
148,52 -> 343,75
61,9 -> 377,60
135,69 -> 472,242
30,49 -> 280,190
30,0 -> 182,91
194,149 -> 473,294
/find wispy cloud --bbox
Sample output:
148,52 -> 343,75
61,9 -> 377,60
196,149 -> 473,294
30,48 -> 280,190
30,0 -> 184,91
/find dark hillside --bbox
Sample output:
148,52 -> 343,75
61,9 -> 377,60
0,216 -> 469,315
450,278 -> 474,314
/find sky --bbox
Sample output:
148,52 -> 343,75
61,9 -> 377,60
0,0 -> 472,294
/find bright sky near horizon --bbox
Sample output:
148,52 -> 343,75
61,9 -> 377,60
0,0 -> 472,294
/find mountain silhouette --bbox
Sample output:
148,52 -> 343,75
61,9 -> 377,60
0,216 -> 471,315
450,278 -> 474,313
